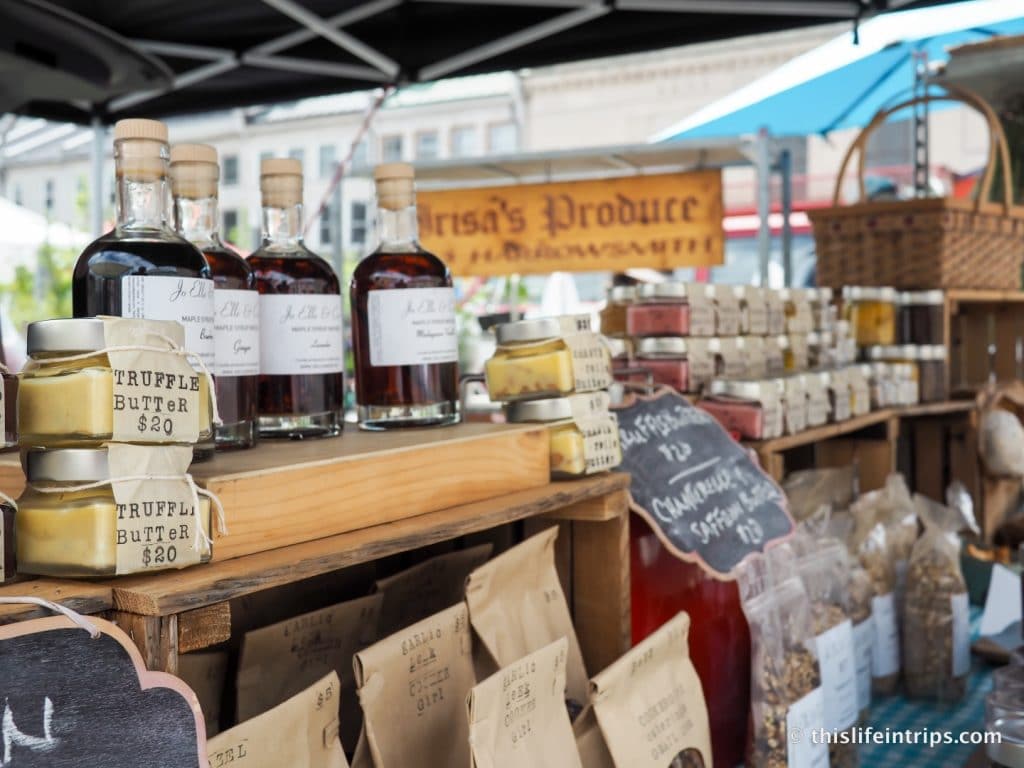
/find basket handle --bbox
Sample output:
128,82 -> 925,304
831,84 -> 1013,214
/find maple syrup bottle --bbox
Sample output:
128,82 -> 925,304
170,143 -> 259,450
351,163 -> 459,430
249,158 -> 344,439
72,118 -> 215,459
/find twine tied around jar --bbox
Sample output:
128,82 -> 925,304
28,474 -> 227,555
36,334 -> 223,429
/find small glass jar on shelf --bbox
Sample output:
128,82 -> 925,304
898,290 -> 945,345
627,283 -> 715,337
633,337 -> 691,393
600,285 -> 635,338
705,284 -> 742,336
766,290 -> 787,336
780,288 -> 814,334
735,285 -> 769,335
778,375 -> 808,435
844,286 -> 898,346
700,379 -> 784,440
801,371 -> 830,427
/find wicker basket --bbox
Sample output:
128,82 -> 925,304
809,86 -> 1024,290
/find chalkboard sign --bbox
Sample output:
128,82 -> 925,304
0,615 -> 205,767
614,389 -> 794,577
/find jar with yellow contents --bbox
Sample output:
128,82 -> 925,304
844,286 -> 898,346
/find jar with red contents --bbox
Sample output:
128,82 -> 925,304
627,283 -> 715,338
633,337 -> 690,392
631,514 -> 751,768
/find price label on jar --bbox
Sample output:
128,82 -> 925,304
121,275 -> 216,367
580,414 -> 623,475
104,317 -> 203,444
613,389 -> 794,577
367,287 -> 458,368
108,444 -> 209,574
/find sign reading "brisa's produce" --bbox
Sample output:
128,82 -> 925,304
417,170 -> 723,276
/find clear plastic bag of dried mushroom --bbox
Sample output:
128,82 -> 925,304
881,475 -> 918,605
903,494 -> 974,701
738,553 -> 828,768
848,493 -> 901,695
782,465 -> 859,521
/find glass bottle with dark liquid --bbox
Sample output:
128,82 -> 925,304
170,143 -> 259,450
350,163 -> 459,430
249,158 -> 344,439
72,118 -> 215,460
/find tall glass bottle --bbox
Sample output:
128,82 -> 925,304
350,163 -> 459,430
249,158 -> 344,439
72,118 -> 215,460
170,143 -> 259,450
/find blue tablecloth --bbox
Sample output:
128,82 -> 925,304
860,608 -> 992,768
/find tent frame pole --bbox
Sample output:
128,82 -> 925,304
756,127 -> 772,287
779,147 -> 793,286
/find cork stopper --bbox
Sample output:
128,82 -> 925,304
374,162 -> 415,210
260,157 -> 303,207
114,119 -> 169,181
169,143 -> 219,199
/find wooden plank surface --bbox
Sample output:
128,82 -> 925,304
900,400 -> 976,418
110,473 -> 630,617
177,602 -> 231,653
748,410 -> 894,454
572,512 -> 631,674
0,579 -> 113,624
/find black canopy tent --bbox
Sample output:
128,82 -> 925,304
12,0 -> 958,124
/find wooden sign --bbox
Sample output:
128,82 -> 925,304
613,389 -> 794,578
0,615 -> 205,767
417,171 -> 723,276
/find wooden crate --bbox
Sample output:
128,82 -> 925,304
946,290 -> 1024,393
0,423 -> 552,561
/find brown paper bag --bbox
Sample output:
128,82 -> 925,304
178,651 -> 228,737
236,593 -> 383,751
468,637 -> 583,768
586,612 -> 712,768
209,671 -> 350,768
375,543 -> 492,637
466,528 -> 588,707
352,602 -> 475,768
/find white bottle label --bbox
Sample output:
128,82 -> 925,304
871,594 -> 900,677
121,275 -> 216,366
951,592 -> 971,678
214,289 -> 260,377
815,619 -> 858,731
259,294 -> 344,375
853,618 -> 873,712
367,287 -> 458,367
786,687 -> 828,768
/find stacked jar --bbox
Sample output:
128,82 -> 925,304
485,315 -> 622,479
0,368 -> 16,584
15,317 -> 219,577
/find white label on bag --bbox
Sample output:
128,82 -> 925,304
853,618 -> 873,712
871,594 -> 900,677
952,592 -> 971,678
816,620 -> 858,731
214,289 -> 260,377
367,287 -> 458,367
786,687 -> 828,768
259,294 -> 344,375
122,275 -> 216,366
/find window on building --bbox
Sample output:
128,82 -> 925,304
288,148 -> 305,168
222,209 -> 239,243
320,205 -> 335,246
223,154 -> 239,185
45,179 -> 55,212
352,139 -> 369,169
381,135 -> 403,163
319,145 -> 337,179
450,126 -> 479,158
487,122 -> 518,154
350,201 -> 368,246
416,131 -> 439,160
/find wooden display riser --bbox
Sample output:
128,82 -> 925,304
0,472 -> 632,679
749,400 -> 977,493
945,289 -> 1024,392
0,422 -> 551,561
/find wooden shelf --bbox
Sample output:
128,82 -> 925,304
899,399 -> 977,417
0,580 -> 112,625
108,472 -> 630,617
747,409 -> 894,453
947,289 -> 1024,305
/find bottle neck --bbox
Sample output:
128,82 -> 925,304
116,171 -> 171,231
174,195 -> 221,247
262,203 -> 304,249
376,205 -> 419,251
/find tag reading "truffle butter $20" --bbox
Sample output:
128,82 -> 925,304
104,317 -> 202,444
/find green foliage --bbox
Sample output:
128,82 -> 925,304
4,241 -> 75,332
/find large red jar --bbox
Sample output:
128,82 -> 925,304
630,513 -> 750,768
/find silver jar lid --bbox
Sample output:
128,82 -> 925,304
814,287 -> 834,303
842,285 -> 897,302
903,289 -> 945,305
867,345 -> 912,360
506,397 -> 574,423
607,285 -> 636,304
636,337 -> 687,357
25,447 -> 111,483
919,344 -> 948,361
27,318 -> 107,355
636,282 -> 689,300
494,317 -> 563,345
709,378 -> 772,401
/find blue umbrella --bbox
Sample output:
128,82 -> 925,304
653,0 -> 1024,141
